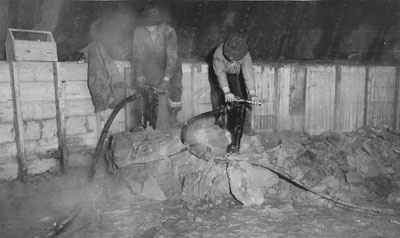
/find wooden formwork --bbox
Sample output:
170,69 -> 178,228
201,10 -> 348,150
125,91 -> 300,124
0,61 -> 129,180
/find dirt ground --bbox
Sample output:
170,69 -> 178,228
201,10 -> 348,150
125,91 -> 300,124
0,167 -> 399,238
1,129 -> 400,238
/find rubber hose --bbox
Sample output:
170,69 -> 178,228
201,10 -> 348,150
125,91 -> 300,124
89,95 -> 139,180
180,108 -> 225,145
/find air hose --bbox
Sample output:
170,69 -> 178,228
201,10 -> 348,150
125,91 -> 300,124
89,94 -> 140,180
181,107 -> 225,145
181,99 -> 256,145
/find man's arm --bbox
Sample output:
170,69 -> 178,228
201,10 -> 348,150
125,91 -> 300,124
132,28 -> 146,81
164,24 -> 178,80
241,53 -> 256,95
212,46 -> 230,94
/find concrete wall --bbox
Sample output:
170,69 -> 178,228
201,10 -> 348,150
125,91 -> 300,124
0,60 -> 399,180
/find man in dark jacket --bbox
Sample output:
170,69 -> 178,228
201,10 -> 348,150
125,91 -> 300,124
131,4 -> 182,129
211,34 -> 260,136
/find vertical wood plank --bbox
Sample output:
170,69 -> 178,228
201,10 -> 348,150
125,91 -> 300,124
301,67 -> 307,131
124,65 -> 132,131
286,65 -> 306,131
334,65 -> 342,130
253,65 -> 276,132
337,66 -> 365,132
276,65 -> 285,131
178,64 -> 193,121
364,67 -> 370,126
304,66 -> 310,133
304,65 -> 335,134
190,64 -> 195,117
274,65 -> 280,132
393,67 -> 400,130
253,65 -> 266,130
9,61 -> 28,180
53,62 -> 67,171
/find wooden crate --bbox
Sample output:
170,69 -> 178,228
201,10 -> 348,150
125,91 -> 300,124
5,28 -> 58,62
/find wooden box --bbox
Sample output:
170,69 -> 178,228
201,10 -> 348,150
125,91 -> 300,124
5,28 -> 58,62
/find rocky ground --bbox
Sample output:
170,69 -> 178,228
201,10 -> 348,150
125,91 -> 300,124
1,125 -> 400,238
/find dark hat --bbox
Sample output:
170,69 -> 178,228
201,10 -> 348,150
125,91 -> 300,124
141,5 -> 162,26
223,35 -> 248,61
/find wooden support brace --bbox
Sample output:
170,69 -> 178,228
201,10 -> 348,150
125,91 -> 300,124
53,62 -> 68,172
9,61 -> 28,181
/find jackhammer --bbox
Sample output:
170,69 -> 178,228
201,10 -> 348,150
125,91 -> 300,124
181,98 -> 261,154
133,83 -> 169,130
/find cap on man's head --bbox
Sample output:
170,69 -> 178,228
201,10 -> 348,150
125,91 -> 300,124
141,4 -> 162,26
223,34 -> 248,61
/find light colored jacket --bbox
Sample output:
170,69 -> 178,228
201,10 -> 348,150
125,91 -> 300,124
212,43 -> 256,93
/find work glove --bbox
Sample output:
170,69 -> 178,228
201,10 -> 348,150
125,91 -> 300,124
250,95 -> 261,105
224,92 -> 235,102
222,87 -> 234,102
249,90 -> 261,105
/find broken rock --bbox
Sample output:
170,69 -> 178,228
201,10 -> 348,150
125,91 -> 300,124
181,160 -> 230,203
386,192 -> 400,205
109,130 -> 186,168
141,176 -> 167,201
365,176 -> 393,198
345,172 -> 364,186
227,160 -> 279,206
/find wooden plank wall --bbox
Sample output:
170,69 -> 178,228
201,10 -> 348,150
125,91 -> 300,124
0,60 -> 399,180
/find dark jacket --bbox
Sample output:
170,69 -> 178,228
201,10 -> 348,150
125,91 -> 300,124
86,42 -> 129,112
132,23 -> 180,85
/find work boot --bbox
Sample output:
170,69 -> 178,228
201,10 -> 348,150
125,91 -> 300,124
227,143 -> 240,153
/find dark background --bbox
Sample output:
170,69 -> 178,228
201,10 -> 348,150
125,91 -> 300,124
2,0 -> 400,64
